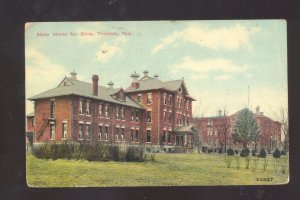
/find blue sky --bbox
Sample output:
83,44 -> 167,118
25,20 -> 287,119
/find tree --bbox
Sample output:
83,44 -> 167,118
278,108 -> 289,153
216,108 -> 231,152
232,108 -> 259,148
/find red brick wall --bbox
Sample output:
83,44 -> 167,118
34,97 -> 72,143
26,116 -> 34,132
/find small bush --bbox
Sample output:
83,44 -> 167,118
273,148 -> 281,159
240,148 -> 250,157
218,148 -> 223,154
258,149 -> 267,158
251,150 -> 256,157
227,148 -> 234,156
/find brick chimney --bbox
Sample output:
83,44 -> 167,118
92,75 -> 99,96
70,70 -> 77,80
131,72 -> 140,89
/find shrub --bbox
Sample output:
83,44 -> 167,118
234,150 -> 239,155
251,150 -> 256,157
240,148 -> 250,157
273,148 -> 281,159
227,148 -> 234,156
218,148 -> 223,154
258,149 -> 267,158
281,150 -> 286,155
125,145 -> 144,162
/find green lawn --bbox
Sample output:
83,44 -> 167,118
26,153 -> 289,187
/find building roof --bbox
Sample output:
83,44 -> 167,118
28,77 -> 144,109
174,124 -> 197,134
125,76 -> 196,100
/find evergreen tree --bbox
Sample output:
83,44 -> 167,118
232,108 -> 259,148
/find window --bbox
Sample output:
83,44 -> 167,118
168,131 -> 172,143
115,127 -> 119,141
86,124 -> 91,139
131,110 -> 134,121
162,130 -> 166,142
135,110 -> 139,122
86,101 -> 91,115
137,94 -> 142,102
50,99 -> 55,118
31,118 -> 34,127
115,107 -> 119,119
98,126 -> 103,140
169,112 -> 172,124
147,111 -> 152,122
105,105 -> 109,118
62,123 -> 67,139
79,124 -> 83,139
121,128 -> 124,141
183,100 -> 186,109
135,130 -> 139,142
50,124 -> 55,139
183,115 -> 186,125
121,108 -> 125,120
177,98 -> 179,107
99,104 -> 104,117
131,129 -> 134,141
164,111 -> 166,123
179,115 -> 182,125
169,95 -> 172,106
164,94 -> 167,105
187,117 -> 189,125
79,100 -> 83,114
147,130 -> 151,142
176,114 -> 179,125
186,101 -> 189,110
147,93 -> 152,104
179,99 -> 182,108
105,126 -> 108,140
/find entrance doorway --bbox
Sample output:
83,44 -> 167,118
176,135 -> 184,146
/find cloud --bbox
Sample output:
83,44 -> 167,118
26,47 -> 68,113
152,23 -> 260,53
190,74 -> 209,80
214,75 -> 231,80
95,36 -> 127,63
170,57 -> 247,74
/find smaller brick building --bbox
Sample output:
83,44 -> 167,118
194,107 -> 282,152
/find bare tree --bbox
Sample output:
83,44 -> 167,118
216,108 -> 231,152
278,107 -> 289,152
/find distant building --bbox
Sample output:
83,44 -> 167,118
26,71 -> 197,151
194,106 -> 282,152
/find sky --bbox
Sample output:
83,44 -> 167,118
25,20 -> 287,120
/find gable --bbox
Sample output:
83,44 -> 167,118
57,77 -> 74,87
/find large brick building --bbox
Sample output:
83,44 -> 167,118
194,106 -> 282,152
27,71 -> 196,150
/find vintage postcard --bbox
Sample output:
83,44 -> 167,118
25,20 -> 288,187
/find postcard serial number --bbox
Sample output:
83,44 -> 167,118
256,178 -> 273,182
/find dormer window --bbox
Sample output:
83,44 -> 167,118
137,94 -> 142,102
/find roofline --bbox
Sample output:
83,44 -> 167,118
28,94 -> 145,110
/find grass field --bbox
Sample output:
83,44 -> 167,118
26,153 -> 289,187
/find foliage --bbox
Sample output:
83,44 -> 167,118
273,148 -> 281,159
227,148 -> 234,156
31,141 -> 152,162
240,148 -> 250,157
258,149 -> 267,158
232,108 -> 259,148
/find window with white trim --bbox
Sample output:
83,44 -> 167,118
116,106 -> 119,119
121,108 -> 125,120
98,126 -> 103,140
99,104 -> 104,117
169,112 -> 172,123
146,130 -> 151,142
131,129 -> 134,141
147,93 -> 152,104
50,99 -> 55,118
86,124 -> 91,139
147,111 -> 152,123
105,104 -> 109,118
115,127 -> 119,141
135,110 -> 139,122
131,110 -> 134,121
135,130 -> 139,142
79,100 -> 83,114
50,123 -> 55,139
137,94 -> 142,102
162,130 -> 166,143
169,95 -> 172,106
62,123 -> 67,139
78,123 -> 83,139
105,126 -> 108,140
164,93 -> 167,105
121,128 -> 124,141
168,131 -> 172,143
86,101 -> 91,115
163,111 -> 166,123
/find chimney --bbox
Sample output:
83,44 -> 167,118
70,70 -> 77,80
92,75 -> 99,96
154,74 -> 159,79
143,70 -> 149,77
107,81 -> 114,89
131,72 -> 140,89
